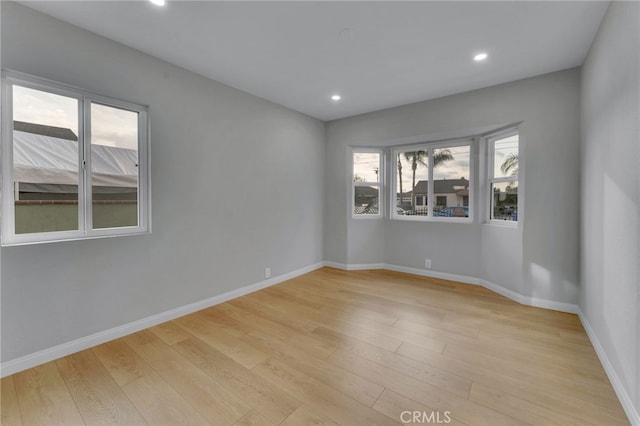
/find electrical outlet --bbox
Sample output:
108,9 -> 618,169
265,267 -> 271,278
424,259 -> 432,269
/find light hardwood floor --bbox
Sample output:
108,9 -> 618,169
1,268 -> 629,425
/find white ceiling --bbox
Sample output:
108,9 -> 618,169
22,1 -> 608,121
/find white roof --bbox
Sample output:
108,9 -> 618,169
14,130 -> 137,188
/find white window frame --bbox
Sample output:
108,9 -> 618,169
351,148 -> 383,219
1,70 -> 151,246
486,127 -> 520,227
391,138 -> 473,222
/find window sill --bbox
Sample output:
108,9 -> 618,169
352,215 -> 383,220
484,220 -> 519,229
1,228 -> 150,247
391,215 -> 473,224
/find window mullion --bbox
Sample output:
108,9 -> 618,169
137,110 -> 148,229
82,98 -> 93,234
427,149 -> 434,217
491,176 -> 518,184
2,80 -> 16,238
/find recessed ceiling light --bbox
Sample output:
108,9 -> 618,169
149,0 -> 166,6
331,95 -> 341,101
339,28 -> 355,41
474,53 -> 488,62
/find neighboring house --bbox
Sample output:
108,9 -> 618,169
12,120 -> 139,233
412,178 -> 469,210
354,185 -> 379,214
396,191 -> 412,210
13,120 -> 138,201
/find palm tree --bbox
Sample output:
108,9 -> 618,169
403,150 -> 427,210
501,153 -> 519,176
433,149 -> 454,168
403,149 -> 453,210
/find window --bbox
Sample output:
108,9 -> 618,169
352,150 -> 382,217
393,140 -> 471,220
1,71 -> 150,245
487,130 -> 519,224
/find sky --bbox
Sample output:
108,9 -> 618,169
17,83 -> 516,179
355,137 -> 518,195
13,85 -> 138,150
355,146 -> 472,193
493,135 -> 518,177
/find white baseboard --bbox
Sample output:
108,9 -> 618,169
329,262 -> 631,423
324,261 -> 385,271
0,261 -> 324,378
323,261 -> 348,269
580,312 -> 640,424
579,312 -> 639,426
523,295 -> 579,314
0,260 -> 580,378
384,264 -> 486,286
380,263 -> 579,314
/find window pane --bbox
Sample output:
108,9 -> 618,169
90,103 -> 138,229
353,153 -> 380,183
12,85 -> 79,234
396,150 -> 429,215
493,135 -> 519,178
433,146 -> 470,217
491,181 -> 518,221
354,186 -> 379,215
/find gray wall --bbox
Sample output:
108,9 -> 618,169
1,2 -> 325,362
581,1 -> 640,419
325,68 -> 581,305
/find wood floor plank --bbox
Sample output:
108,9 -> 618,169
397,340 -> 623,413
121,373 -> 208,426
206,301 -> 335,358
1,268 -> 629,425
279,404 -> 341,426
253,356 -> 402,426
221,322 -> 385,408
149,321 -> 192,346
468,382 -> 616,426
236,289 -> 405,353
327,348 -> 527,426
231,410 -> 277,426
311,326 -> 470,398
447,310 -> 593,348
92,340 -> 156,387
393,317 -> 479,340
445,337 -> 608,380
123,330 -> 252,424
13,362 -> 85,426
373,389 -> 468,426
315,270 -> 488,316
442,341 -> 618,398
172,337 -> 301,424
328,316 -> 450,353
275,279 -> 403,325
174,313 -> 270,368
56,350 -> 147,425
207,303 -> 295,340
1,376 -> 23,426
306,283 -> 449,325
227,296 -> 319,333
477,329 -> 601,360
